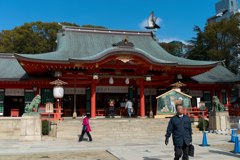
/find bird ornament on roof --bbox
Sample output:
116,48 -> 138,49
145,11 -> 160,29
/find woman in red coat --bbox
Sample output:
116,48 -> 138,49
79,113 -> 92,142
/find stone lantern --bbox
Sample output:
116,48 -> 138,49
50,79 -> 67,120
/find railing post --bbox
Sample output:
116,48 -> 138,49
183,108 -> 187,115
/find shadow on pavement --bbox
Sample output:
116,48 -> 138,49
143,157 -> 161,160
209,150 -> 240,158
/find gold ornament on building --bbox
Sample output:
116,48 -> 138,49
116,56 -> 133,63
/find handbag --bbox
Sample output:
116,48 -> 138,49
188,144 -> 194,157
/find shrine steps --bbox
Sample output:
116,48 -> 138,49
56,118 -> 201,141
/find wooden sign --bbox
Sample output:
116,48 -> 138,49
45,102 -> 54,113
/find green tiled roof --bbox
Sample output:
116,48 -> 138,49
0,54 -> 28,80
192,64 -> 240,83
16,27 -> 218,66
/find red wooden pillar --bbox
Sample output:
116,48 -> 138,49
227,88 -> 231,106
140,79 -> 145,117
91,80 -> 96,118
183,108 -> 187,115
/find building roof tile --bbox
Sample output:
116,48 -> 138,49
15,26 -> 218,66
192,64 -> 240,83
0,54 -> 28,80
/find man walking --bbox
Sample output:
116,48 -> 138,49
165,104 -> 192,160
125,98 -> 133,118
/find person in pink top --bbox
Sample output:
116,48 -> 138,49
79,113 -> 92,142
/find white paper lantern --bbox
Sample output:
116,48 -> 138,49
125,77 -> 129,84
146,76 -> 151,82
109,77 -> 114,84
53,86 -> 64,98
93,74 -> 98,80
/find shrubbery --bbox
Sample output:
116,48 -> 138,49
197,119 -> 209,131
42,120 -> 49,135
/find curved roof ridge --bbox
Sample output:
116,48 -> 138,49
69,47 -> 176,64
0,53 -> 16,58
62,26 -> 152,36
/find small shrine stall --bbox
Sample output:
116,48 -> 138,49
155,82 -> 192,118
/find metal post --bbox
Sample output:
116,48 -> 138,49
73,78 -> 77,118
202,111 -> 205,131
149,84 -> 153,118
140,79 -> 145,117
48,112 -> 50,135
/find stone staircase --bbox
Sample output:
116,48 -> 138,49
56,118 -> 200,141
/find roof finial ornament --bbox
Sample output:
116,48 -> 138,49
170,81 -> 186,92
112,36 -> 134,48
124,36 -> 128,44
145,11 -> 160,29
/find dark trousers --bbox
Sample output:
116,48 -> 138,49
109,109 -> 115,118
174,144 -> 189,160
79,129 -> 92,141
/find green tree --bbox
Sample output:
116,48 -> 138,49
0,21 -> 106,54
82,24 -> 106,29
187,26 -> 209,60
159,42 -> 177,55
159,41 -> 187,57
187,14 -> 240,74
0,21 -> 77,54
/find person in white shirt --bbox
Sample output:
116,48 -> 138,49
125,98 -> 133,118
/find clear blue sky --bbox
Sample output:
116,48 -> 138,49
0,0 -> 229,42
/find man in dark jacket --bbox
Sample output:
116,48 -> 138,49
165,104 -> 192,160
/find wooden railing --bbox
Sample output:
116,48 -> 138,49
184,107 -> 208,119
228,105 -> 240,116
96,109 -> 105,116
184,106 -> 240,118
39,104 -> 63,121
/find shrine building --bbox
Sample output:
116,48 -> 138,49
0,26 -> 239,118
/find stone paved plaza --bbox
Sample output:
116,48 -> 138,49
0,133 -> 239,160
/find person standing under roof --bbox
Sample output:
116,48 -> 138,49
125,98 -> 133,118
